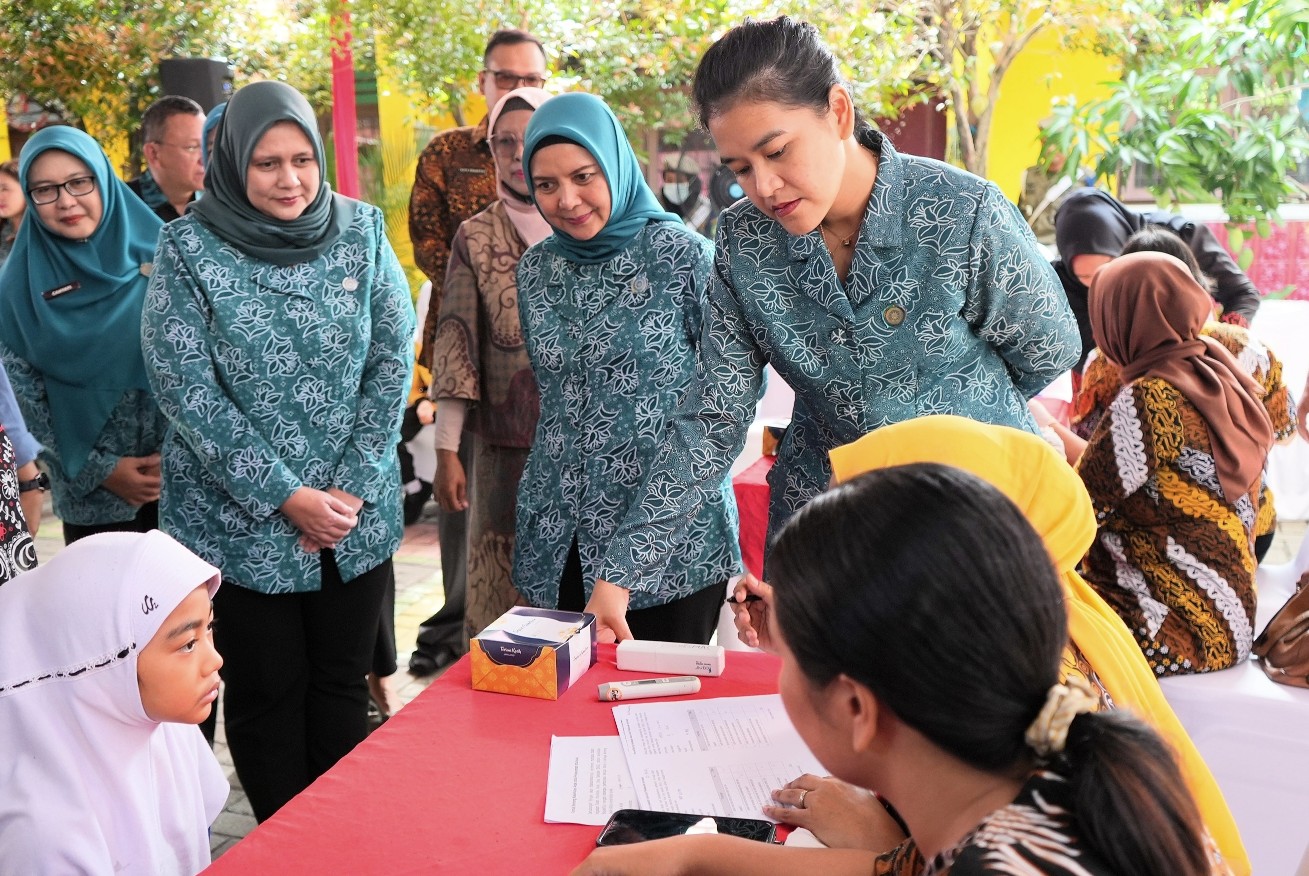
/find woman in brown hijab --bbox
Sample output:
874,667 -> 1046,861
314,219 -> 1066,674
1076,251 -> 1274,676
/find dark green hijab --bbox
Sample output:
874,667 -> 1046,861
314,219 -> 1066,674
189,81 -> 354,266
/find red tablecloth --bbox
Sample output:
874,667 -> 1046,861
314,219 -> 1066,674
732,456 -> 774,579
203,645 -> 782,874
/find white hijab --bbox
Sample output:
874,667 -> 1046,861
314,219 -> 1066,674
488,87 -> 555,247
0,531 -> 229,875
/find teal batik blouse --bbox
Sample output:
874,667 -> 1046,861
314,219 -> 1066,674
513,221 -> 740,610
142,205 -> 415,593
600,132 -> 1081,592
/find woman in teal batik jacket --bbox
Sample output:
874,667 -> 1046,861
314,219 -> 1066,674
514,92 -> 739,645
0,126 -> 168,544
585,18 -> 1081,642
141,81 -> 414,823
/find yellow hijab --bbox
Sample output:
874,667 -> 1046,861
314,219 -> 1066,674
829,415 -> 1248,876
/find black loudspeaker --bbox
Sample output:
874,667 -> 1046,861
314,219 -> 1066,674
709,164 -> 745,210
158,58 -> 235,112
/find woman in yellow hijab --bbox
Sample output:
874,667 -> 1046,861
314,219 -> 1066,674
825,414 -> 1246,875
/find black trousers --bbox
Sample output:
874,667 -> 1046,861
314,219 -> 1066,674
414,437 -> 471,661
557,538 -> 723,645
61,501 -> 159,545
214,552 -> 389,822
1255,531 -> 1275,564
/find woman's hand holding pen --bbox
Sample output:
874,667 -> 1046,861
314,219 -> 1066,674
728,572 -> 775,653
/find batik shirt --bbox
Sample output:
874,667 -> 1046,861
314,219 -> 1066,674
0,350 -> 167,527
600,131 -> 1080,592
873,772 -> 1115,875
409,117 -> 497,358
1077,377 -> 1261,675
1072,322 -> 1294,538
142,205 -> 415,593
429,201 -> 538,448
514,221 -> 739,609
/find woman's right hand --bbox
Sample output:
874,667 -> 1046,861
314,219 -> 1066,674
102,454 -> 163,505
435,448 -> 468,512
281,487 -> 358,549
730,573 -> 775,653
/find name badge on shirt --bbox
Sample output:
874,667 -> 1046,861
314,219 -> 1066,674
42,281 -> 80,301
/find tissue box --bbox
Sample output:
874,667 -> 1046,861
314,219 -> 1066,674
470,607 -> 597,700
761,420 -> 789,457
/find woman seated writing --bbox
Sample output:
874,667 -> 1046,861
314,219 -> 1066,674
574,463 -> 1215,874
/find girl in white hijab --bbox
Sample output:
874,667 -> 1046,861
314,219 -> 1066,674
0,531 -> 228,875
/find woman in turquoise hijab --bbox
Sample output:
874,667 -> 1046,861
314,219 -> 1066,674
512,92 -> 739,643
141,80 -> 414,823
0,126 -> 168,544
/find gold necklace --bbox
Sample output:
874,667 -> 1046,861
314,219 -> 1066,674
819,221 -> 856,248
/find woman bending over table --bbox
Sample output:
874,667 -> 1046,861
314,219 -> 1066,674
584,16 -> 1080,641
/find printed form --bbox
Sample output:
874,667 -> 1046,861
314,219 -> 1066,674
612,694 -> 824,819
544,736 -> 638,825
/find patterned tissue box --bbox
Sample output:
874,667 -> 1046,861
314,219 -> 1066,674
470,607 -> 597,700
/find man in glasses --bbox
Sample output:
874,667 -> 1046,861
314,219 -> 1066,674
127,95 -> 206,222
406,28 -> 548,677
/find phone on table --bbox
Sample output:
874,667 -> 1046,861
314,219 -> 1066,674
596,808 -> 776,846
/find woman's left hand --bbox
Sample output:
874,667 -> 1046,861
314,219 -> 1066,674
585,579 -> 633,643
765,775 -> 906,852
294,488 -> 364,553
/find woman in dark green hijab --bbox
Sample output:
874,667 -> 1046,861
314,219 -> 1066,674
142,80 -> 416,822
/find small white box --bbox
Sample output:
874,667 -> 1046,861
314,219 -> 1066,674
616,640 -> 725,677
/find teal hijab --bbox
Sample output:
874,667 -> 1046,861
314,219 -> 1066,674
201,102 -> 226,166
0,126 -> 163,480
190,81 -> 354,266
522,93 -> 679,265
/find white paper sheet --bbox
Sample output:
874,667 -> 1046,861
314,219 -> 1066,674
544,735 -> 638,825
613,694 -> 824,819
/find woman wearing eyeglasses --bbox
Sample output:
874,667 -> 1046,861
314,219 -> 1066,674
0,126 -> 168,545
428,87 -> 554,637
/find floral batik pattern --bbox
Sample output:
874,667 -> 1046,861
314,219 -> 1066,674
514,221 -> 740,610
600,130 -> 1079,591
142,205 -> 415,593
0,427 -> 37,583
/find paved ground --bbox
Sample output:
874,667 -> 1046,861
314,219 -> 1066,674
27,498 -> 1308,861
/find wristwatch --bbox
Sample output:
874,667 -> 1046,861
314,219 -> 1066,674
18,471 -> 50,493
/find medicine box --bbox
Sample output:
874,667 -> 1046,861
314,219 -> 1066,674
470,607 -> 597,700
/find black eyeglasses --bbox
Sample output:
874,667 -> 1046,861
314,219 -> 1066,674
483,68 -> 548,90
28,175 -> 97,205
491,133 -> 523,158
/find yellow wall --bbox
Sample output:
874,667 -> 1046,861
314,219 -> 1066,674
986,28 -> 1117,200
0,105 -> 9,162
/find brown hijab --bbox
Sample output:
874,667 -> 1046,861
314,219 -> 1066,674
1089,251 -> 1273,502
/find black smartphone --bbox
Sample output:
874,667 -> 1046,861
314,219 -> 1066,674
595,808 -> 776,846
